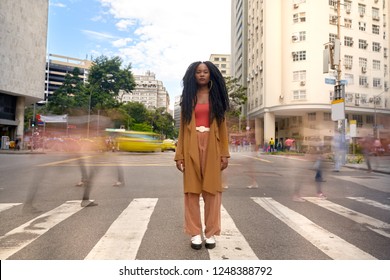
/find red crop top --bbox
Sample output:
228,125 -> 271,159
194,103 -> 210,127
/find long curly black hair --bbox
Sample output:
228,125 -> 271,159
180,61 -> 229,126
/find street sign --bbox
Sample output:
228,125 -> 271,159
325,78 -> 336,85
331,99 -> 345,121
340,79 -> 348,85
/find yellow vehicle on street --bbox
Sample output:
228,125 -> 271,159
161,139 -> 176,152
105,129 -> 162,152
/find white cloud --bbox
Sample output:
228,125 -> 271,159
112,37 -> 133,48
98,0 -> 231,101
50,2 -> 67,8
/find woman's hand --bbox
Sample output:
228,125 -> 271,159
176,159 -> 185,172
220,157 -> 228,171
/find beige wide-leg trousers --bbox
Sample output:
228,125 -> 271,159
184,131 -> 222,238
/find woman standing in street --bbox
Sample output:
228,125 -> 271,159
175,61 -> 230,250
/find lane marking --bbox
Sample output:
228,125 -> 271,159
38,156 -> 93,166
252,197 -> 376,260
334,175 -> 390,193
304,197 -> 390,239
240,155 -> 272,163
200,199 -> 258,260
347,197 -> 390,211
0,201 -> 84,259
85,198 -> 158,260
0,203 -> 22,213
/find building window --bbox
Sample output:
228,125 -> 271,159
293,12 -> 306,23
344,55 -> 353,68
372,24 -> 380,35
373,78 -> 381,88
293,90 -> 306,100
329,33 -> 337,43
372,42 -> 381,52
324,112 -> 332,121
359,57 -> 367,68
344,36 -> 354,47
293,70 -> 306,81
345,73 -> 354,85
344,18 -> 352,28
358,4 -> 366,16
359,75 -> 368,86
366,115 -> 374,124
352,114 -> 363,127
359,39 -> 368,50
292,51 -> 306,61
221,57 -> 227,61
372,8 -> 380,20
359,21 -> 366,31
373,60 -> 381,70
308,112 -> 316,121
329,15 -> 338,25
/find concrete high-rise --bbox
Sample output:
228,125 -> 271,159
0,0 -> 49,146
235,0 -> 390,150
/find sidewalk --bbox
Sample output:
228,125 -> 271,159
344,155 -> 390,175
0,149 -> 45,155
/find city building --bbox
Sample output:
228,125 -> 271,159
45,54 -> 92,100
239,0 -> 390,151
121,71 -> 170,111
209,54 -> 232,77
0,0 -> 49,147
173,95 -> 181,130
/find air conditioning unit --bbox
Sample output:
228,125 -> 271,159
293,4 -> 299,9
361,67 -> 367,73
360,11 -> 364,17
279,95 -> 284,99
365,82 -> 369,87
373,16 -> 380,21
346,8 -> 351,14
364,43 -> 368,48
300,81 -> 306,86
292,35 -> 299,42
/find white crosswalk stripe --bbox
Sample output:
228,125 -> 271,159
200,198 -> 258,260
0,203 -> 22,213
251,197 -> 377,260
85,198 -> 158,260
0,196 -> 388,259
347,196 -> 390,211
0,200 -> 85,260
304,197 -> 390,239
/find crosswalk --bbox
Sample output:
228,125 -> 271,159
0,195 -> 389,260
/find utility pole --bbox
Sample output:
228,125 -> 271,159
336,0 -> 347,164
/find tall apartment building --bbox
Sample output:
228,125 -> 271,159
209,54 -> 232,77
121,71 -> 170,111
239,0 -> 390,149
231,0 -> 249,87
0,0 -> 48,146
45,54 -> 92,100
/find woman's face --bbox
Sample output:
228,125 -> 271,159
195,63 -> 210,87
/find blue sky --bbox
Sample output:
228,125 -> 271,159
47,0 -> 231,107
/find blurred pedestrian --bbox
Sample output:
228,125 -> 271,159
313,143 -> 327,199
359,136 -> 373,172
175,61 -> 230,250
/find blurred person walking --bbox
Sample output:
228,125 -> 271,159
175,61 -> 230,250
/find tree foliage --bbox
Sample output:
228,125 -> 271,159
225,76 -> 247,117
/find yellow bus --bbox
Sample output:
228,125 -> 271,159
105,129 -> 162,152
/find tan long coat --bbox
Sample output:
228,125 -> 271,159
174,111 -> 230,194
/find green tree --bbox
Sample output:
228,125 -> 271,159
48,68 -> 85,114
88,55 -> 135,110
225,76 -> 247,117
149,107 -> 176,139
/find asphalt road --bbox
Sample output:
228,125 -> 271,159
0,151 -> 389,260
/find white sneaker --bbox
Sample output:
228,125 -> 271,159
205,235 -> 216,249
191,235 -> 202,250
